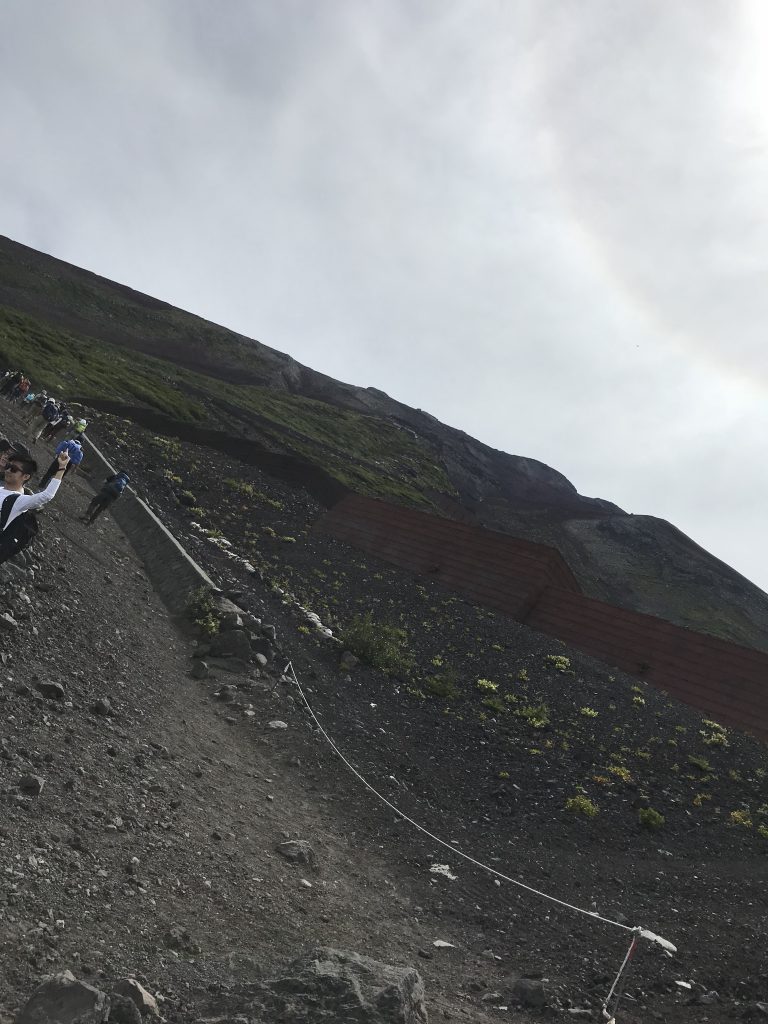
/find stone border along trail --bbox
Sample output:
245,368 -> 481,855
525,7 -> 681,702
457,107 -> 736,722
0,401 -> 520,1022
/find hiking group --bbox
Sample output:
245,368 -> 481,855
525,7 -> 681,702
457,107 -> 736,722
0,367 -> 131,566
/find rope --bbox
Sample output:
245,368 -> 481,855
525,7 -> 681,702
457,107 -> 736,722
284,660 -> 678,1020
602,931 -> 639,1021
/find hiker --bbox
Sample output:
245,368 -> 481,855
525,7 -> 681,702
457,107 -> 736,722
0,449 -> 70,565
0,372 -> 21,397
82,470 -> 130,525
22,390 -> 46,420
39,438 -> 83,489
32,398 -> 60,441
68,416 -> 88,441
41,409 -> 72,444
10,377 -> 30,403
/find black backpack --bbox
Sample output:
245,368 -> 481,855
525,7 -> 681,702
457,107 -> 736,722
0,494 -> 39,564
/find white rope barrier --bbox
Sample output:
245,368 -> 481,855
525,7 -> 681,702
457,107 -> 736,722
283,660 -> 677,1021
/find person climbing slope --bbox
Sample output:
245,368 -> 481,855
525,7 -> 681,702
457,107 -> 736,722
0,449 -> 70,564
38,438 -> 83,489
81,469 -> 130,525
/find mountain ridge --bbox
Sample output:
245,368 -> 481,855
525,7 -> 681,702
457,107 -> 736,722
2,232 -> 768,650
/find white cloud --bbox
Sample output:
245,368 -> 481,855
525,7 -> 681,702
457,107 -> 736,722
1,0 -> 767,591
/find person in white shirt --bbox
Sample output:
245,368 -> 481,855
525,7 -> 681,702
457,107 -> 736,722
0,449 -> 70,521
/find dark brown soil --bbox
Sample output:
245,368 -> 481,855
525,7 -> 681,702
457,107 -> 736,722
1,399 -> 766,1023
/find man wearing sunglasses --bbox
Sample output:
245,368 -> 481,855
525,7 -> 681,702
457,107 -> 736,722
0,449 -> 70,549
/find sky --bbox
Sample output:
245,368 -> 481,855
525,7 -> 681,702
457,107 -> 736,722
2,1 -> 768,591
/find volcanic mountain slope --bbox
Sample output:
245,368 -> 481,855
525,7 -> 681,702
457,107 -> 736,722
1,389 -> 767,1022
2,232 -> 768,651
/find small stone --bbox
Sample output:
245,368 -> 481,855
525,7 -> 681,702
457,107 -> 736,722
35,679 -> 66,700
189,661 -> 209,679
18,774 -> 45,796
253,653 -> 268,668
339,650 -> 360,672
267,720 -> 288,730
512,978 -> 547,1008
261,624 -> 277,640
92,698 -> 112,716
0,612 -> 18,631
276,840 -> 315,866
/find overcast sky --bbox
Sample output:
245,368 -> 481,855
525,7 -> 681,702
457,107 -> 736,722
2,1 -> 767,591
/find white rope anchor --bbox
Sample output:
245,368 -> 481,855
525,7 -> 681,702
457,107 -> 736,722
283,662 -> 677,1019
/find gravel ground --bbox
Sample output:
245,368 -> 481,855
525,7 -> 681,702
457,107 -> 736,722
0,401 -> 767,1023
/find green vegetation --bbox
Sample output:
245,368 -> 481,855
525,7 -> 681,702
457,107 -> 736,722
638,807 -> 665,831
0,304 -> 454,507
185,587 -> 219,638
565,795 -> 599,819
425,670 -> 461,701
340,611 -> 413,677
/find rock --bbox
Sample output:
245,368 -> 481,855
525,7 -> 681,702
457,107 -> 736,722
249,637 -> 273,661
16,970 -> 109,1024
210,629 -> 251,660
218,612 -> 243,631
261,624 -> 277,641
744,1004 -> 768,1019
35,680 -> 66,701
207,657 -> 251,675
252,653 -> 268,668
164,925 -> 199,952
248,948 -> 426,1024
267,720 -> 288,730
18,774 -> 45,796
276,840 -> 315,866
339,650 -> 360,672
92,698 -> 112,717
107,998 -> 142,1024
192,644 -> 211,659
512,978 -> 548,1008
215,685 -> 238,703
190,661 -> 209,680
0,612 -> 18,631
111,980 -> 158,1018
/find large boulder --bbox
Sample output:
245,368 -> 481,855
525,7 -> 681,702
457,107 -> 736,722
16,971 -> 109,1024
210,630 -> 252,661
256,948 -> 426,1023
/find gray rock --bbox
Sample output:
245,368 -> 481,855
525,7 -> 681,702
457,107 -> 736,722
276,840 -> 315,866
210,630 -> 252,660
339,650 -> 360,672
267,720 -> 288,730
261,624 -> 277,641
107,998 -> 142,1024
207,657 -> 251,675
744,1004 -> 768,1019
92,698 -> 112,717
18,774 -> 45,796
16,970 -> 110,1024
512,978 -> 548,1007
0,612 -> 18,630
253,653 -> 268,668
35,680 -> 66,701
231,948 -> 426,1024
215,685 -> 238,703
190,661 -> 209,680
249,637 -> 273,661
219,611 -> 243,632
111,980 -> 158,1018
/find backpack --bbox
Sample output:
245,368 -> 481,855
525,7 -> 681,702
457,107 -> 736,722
105,474 -> 129,497
42,402 -> 58,422
0,494 -> 39,565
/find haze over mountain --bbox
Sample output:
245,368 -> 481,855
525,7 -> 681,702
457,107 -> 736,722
2,233 -> 768,652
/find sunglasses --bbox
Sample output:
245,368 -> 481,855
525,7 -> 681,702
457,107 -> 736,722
5,464 -> 26,474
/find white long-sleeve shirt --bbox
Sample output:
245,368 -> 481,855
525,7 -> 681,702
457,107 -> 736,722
0,478 -> 61,526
